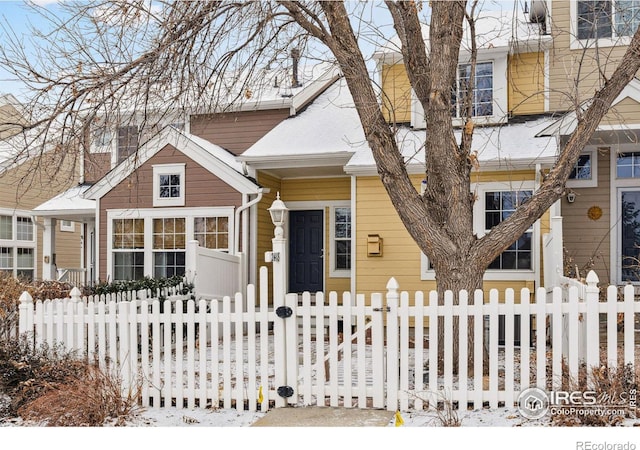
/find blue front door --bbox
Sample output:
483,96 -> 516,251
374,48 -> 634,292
289,210 -> 324,293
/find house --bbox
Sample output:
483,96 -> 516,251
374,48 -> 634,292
241,6 -> 560,299
0,94 -> 83,282
32,61 -> 340,289
242,1 -> 640,299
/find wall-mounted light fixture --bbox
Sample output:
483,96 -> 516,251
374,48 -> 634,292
567,190 -> 576,203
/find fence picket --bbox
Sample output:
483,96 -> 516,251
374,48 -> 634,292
552,287 -> 562,391
246,285 -> 257,412
328,291 -> 339,407
585,271 -> 600,370
504,289 -> 514,407
175,299 -> 184,409
371,292 -> 384,409
234,292 -> 245,409
520,288 -> 531,393
535,287 -> 546,390
315,291 -> 326,407
259,266 -> 269,411
151,299 -> 161,408
428,290 -> 438,410
473,289 -> 483,410
443,290 -> 453,399
413,292 -> 425,411
607,285 -> 618,367
162,299 -> 172,407
222,296 -> 232,409
355,294 -> 367,408
398,291 -> 409,412
567,287 -> 579,379
385,281 -> 399,412
211,299 -> 220,409
488,289 -> 499,408
300,291 -> 312,406
623,284 -> 635,366
186,299 -> 196,409
343,292 -> 354,408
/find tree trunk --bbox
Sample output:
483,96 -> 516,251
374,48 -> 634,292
433,256 -> 488,377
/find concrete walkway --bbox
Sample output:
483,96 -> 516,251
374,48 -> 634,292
251,407 -> 394,427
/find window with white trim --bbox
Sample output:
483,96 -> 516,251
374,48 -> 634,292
194,217 -> 229,251
0,213 -> 35,280
108,208 -> 234,281
153,164 -> 186,207
485,190 -> 533,270
452,62 -> 494,118
333,207 -> 351,272
153,218 -> 186,278
112,218 -> 145,280
577,1 -> 640,40
567,149 -> 599,188
616,150 -> 640,178
60,220 -> 75,232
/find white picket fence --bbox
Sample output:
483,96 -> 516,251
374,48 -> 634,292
17,268 -> 640,413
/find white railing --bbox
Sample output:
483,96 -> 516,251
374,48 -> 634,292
57,268 -> 87,286
17,268 -> 640,413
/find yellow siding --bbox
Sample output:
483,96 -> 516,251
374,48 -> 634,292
602,97 -> 640,127
381,64 -> 412,124
356,171 -> 539,300
255,174 -> 351,298
508,52 -> 545,115
0,103 -> 25,139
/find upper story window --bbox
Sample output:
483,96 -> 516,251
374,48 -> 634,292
567,148 -> 599,188
117,125 -> 139,163
333,207 -> 351,272
577,1 -> 640,40
452,62 -> 494,118
153,163 -> 186,207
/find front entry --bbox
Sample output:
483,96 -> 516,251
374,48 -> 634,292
289,210 -> 324,293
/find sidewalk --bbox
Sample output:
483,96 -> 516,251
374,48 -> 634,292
251,407 -> 394,427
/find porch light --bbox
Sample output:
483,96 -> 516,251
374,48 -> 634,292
268,192 -> 288,236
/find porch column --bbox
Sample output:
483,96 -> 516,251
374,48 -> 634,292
42,217 -> 57,280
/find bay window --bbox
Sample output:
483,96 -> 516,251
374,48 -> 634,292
0,212 -> 35,280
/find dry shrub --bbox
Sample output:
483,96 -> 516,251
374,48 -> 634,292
551,363 -> 638,427
0,273 -> 74,341
18,364 -> 141,426
0,336 -> 86,417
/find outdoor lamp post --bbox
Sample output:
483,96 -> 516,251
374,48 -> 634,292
268,192 -> 288,302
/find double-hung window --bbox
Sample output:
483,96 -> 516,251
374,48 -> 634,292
452,62 -> 494,118
0,213 -> 35,280
567,148 -> 599,188
577,1 -> 640,40
112,218 -> 145,280
153,218 -> 186,278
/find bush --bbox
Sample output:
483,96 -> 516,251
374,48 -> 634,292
0,274 -> 74,342
0,335 -> 140,426
83,275 -> 193,298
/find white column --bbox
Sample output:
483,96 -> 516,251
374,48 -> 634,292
272,224 -> 288,306
42,217 -> 57,280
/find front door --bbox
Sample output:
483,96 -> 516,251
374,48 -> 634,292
289,210 -> 323,293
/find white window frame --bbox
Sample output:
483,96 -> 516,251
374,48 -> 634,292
106,207 -> 234,281
411,53 -> 508,128
0,208 -> 36,279
570,0 -> 638,49
60,220 -> 75,232
330,205 -> 352,278
153,163 -> 186,207
567,147 -> 599,188
421,180 -> 538,281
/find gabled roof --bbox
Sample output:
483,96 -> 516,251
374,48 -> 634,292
83,126 -> 260,200
239,77 -> 362,176
33,184 -> 95,221
536,79 -> 640,137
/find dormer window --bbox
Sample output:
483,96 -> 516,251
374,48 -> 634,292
452,62 -> 494,118
153,163 -> 186,207
575,1 -> 640,43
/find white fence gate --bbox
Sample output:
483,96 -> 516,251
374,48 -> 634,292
17,268 -> 640,413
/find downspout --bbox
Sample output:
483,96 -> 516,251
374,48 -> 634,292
234,188 -> 264,255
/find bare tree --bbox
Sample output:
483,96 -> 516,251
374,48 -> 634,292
2,0 -> 640,370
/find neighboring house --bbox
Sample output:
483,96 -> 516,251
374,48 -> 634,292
33,62 -> 340,287
0,94 -> 83,281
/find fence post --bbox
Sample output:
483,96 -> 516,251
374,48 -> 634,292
185,240 -> 198,288
18,291 -> 34,339
385,277 -> 399,412
584,270 -> 600,370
